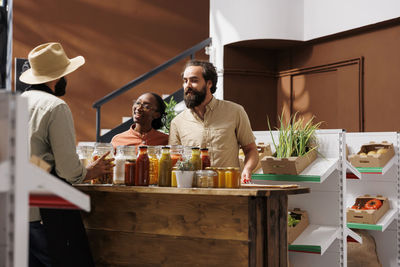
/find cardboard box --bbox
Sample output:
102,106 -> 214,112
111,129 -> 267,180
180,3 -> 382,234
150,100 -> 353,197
288,208 -> 309,244
261,149 -> 317,175
348,141 -> 395,168
239,143 -> 272,172
347,195 -> 389,224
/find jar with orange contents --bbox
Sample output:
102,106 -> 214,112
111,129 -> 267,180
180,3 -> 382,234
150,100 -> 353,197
225,167 -> 240,188
148,146 -> 159,186
170,145 -> 183,167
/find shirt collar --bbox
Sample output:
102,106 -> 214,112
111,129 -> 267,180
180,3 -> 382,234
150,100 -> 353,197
206,96 -> 217,111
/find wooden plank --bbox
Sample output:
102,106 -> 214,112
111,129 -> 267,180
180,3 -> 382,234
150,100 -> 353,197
265,194 -> 279,266
278,193 -> 288,267
256,197 -> 266,266
76,184 -> 310,196
86,229 -> 249,267
82,191 -> 249,241
248,197 -> 257,267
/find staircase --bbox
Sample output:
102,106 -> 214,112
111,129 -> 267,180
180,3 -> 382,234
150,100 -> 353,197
93,38 -> 212,143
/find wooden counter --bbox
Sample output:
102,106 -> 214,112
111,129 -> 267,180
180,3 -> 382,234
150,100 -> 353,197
77,185 -> 309,267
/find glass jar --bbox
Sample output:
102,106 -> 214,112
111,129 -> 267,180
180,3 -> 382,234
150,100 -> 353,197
158,146 -> 172,187
225,167 -> 240,188
170,145 -> 183,167
195,170 -> 217,188
216,168 -> 226,188
135,145 -> 150,186
76,145 -> 94,168
113,146 -> 136,185
148,146 -> 160,186
91,142 -> 114,184
205,167 -> 218,188
171,167 -> 177,187
190,147 -> 201,171
200,148 -> 211,170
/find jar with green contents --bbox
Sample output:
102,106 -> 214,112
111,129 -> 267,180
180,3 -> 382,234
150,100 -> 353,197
158,146 -> 172,187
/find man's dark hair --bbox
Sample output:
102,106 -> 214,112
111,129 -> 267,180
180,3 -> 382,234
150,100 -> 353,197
150,92 -> 166,130
183,60 -> 217,94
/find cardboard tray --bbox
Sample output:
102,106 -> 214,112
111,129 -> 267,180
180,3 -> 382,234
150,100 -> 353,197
261,149 -> 317,175
347,195 -> 389,224
288,208 -> 309,244
239,143 -> 272,172
348,141 -> 395,168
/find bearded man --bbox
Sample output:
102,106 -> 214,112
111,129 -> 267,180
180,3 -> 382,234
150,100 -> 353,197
168,60 -> 258,182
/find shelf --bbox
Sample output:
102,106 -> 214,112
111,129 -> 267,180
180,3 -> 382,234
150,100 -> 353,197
347,208 -> 397,231
346,156 -> 396,179
252,158 -> 338,183
346,228 -> 362,243
288,224 -> 340,254
0,160 -> 9,192
28,163 -> 91,212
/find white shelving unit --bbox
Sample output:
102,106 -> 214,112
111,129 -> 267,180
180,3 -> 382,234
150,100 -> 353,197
252,129 -> 357,266
346,132 -> 399,267
0,92 -> 91,267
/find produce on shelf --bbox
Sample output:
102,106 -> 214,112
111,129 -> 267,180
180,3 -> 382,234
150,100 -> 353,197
239,142 -> 272,174
349,141 -> 394,168
287,208 -> 309,244
261,112 -> 322,175
347,195 -> 389,224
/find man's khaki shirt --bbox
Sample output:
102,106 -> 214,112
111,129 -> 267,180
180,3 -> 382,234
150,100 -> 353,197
169,97 -> 255,167
22,90 -> 86,221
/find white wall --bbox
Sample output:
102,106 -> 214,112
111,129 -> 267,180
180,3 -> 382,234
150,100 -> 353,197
209,0 -> 303,99
303,0 -> 400,40
209,0 -> 400,98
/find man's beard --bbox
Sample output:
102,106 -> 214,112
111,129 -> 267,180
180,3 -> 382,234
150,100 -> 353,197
184,85 -> 206,109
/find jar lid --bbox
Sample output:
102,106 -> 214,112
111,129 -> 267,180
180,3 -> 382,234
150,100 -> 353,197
200,148 -> 209,151
139,145 -> 148,149
161,146 -> 170,149
191,147 -> 200,150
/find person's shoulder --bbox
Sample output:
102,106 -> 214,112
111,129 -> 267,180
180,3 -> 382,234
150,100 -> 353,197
23,90 -> 67,110
216,98 -> 244,111
173,109 -> 191,121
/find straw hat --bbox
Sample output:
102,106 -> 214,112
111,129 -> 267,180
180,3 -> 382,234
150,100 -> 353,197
19,42 -> 85,84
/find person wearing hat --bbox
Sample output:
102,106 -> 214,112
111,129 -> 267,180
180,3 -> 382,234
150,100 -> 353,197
20,42 -> 113,267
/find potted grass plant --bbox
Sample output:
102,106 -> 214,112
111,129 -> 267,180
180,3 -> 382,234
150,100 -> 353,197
175,159 -> 195,188
261,111 -> 322,175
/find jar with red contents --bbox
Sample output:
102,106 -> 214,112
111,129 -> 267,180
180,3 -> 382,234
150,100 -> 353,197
200,148 -> 211,170
135,145 -> 150,186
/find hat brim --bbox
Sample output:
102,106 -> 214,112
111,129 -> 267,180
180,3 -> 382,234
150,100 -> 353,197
19,56 -> 85,85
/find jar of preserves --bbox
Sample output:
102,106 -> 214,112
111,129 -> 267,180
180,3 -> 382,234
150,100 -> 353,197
190,147 -> 201,171
135,145 -> 150,186
216,168 -> 226,188
171,167 -> 177,187
170,145 -> 183,167
200,148 -> 211,170
148,146 -> 160,186
158,146 -> 172,187
225,167 -> 240,188
195,170 -> 217,188
91,143 -> 114,184
76,145 -> 94,168
205,167 -> 219,188
113,146 -> 136,185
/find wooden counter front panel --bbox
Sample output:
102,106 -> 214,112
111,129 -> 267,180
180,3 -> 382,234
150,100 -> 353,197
82,191 -> 250,266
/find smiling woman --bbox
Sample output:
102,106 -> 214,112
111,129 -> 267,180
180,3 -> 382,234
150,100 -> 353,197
110,92 -> 169,148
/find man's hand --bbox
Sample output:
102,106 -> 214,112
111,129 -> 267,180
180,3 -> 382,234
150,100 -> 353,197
84,151 -> 115,182
240,143 -> 259,184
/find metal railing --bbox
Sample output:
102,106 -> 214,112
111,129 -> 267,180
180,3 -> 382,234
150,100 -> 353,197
93,38 -> 212,141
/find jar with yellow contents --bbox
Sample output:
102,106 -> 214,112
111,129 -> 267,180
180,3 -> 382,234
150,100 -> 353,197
171,167 -> 178,187
147,146 -> 160,186
216,167 -> 226,188
225,167 -> 240,188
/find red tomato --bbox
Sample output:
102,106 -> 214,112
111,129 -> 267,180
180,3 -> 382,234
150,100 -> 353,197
364,199 -> 382,210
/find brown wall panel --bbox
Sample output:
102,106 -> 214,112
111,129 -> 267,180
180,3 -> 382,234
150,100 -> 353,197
13,0 -> 209,141
224,20 -> 400,132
